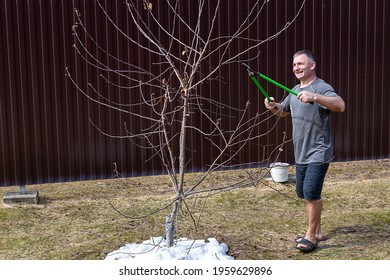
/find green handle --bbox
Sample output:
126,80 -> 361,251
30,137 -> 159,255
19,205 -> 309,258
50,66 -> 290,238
241,63 -> 272,102
257,72 -> 298,96
250,76 -> 272,102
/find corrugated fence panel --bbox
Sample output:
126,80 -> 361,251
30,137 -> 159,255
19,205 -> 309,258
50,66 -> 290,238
0,0 -> 389,187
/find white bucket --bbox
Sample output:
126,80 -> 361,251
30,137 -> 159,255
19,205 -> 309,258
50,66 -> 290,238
270,162 -> 289,183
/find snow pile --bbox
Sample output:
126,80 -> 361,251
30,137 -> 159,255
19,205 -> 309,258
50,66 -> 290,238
105,237 -> 234,260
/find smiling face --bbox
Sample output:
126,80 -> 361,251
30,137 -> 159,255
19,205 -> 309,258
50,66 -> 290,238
293,54 -> 316,83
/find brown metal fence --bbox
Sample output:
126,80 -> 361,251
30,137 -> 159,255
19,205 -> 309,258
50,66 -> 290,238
0,0 -> 389,187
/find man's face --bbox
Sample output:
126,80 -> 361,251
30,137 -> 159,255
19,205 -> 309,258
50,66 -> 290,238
292,54 -> 315,81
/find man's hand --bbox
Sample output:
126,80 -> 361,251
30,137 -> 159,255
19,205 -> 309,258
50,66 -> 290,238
297,91 -> 316,103
264,97 -> 276,110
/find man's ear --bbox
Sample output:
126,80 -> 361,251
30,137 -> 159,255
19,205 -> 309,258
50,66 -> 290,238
310,62 -> 316,70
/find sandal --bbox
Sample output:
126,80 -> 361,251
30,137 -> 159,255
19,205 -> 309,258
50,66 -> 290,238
295,238 -> 318,252
295,235 -> 328,243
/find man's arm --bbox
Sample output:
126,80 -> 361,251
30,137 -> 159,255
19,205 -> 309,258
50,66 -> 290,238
298,91 -> 345,112
264,98 -> 290,117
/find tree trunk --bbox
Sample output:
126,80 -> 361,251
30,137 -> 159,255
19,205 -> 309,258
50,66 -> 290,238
165,88 -> 189,247
165,200 -> 180,247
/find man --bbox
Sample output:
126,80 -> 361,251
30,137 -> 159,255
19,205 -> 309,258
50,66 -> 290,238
264,50 -> 345,252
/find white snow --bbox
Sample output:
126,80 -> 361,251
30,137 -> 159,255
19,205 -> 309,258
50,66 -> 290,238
105,236 -> 234,260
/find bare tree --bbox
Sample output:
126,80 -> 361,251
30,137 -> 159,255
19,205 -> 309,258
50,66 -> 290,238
66,0 -> 305,247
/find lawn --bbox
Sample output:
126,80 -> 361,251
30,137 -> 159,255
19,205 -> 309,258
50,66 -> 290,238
0,159 -> 389,260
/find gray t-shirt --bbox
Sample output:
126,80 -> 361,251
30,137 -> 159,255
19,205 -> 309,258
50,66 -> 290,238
282,78 -> 341,164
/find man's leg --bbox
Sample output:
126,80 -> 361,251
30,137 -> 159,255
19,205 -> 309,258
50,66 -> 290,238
303,199 -> 322,244
296,199 -> 323,250
296,163 -> 329,250
314,201 -> 326,241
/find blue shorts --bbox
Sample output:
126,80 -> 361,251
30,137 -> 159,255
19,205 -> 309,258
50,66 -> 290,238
295,163 -> 329,200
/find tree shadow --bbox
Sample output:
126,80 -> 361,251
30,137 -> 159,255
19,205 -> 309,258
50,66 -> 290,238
318,224 -> 390,250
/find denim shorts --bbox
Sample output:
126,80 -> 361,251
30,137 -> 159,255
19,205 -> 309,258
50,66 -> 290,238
295,162 -> 329,200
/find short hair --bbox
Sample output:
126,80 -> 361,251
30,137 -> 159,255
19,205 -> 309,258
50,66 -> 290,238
293,50 -> 317,63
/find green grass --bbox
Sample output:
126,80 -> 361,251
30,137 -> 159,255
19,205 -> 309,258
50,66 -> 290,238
0,159 -> 389,260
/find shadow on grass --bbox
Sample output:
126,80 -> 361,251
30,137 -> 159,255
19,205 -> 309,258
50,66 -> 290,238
318,224 -> 390,251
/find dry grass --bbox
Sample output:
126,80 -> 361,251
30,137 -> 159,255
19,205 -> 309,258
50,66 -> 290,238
0,159 -> 389,260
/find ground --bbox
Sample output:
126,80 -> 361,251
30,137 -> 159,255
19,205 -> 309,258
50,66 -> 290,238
0,158 -> 389,260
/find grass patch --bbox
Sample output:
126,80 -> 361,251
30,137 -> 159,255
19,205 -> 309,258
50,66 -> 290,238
0,159 -> 389,260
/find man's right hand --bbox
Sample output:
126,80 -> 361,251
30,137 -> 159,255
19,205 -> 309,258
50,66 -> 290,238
264,97 -> 276,110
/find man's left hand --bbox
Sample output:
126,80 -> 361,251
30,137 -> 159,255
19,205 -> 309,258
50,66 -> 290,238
298,91 -> 316,103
